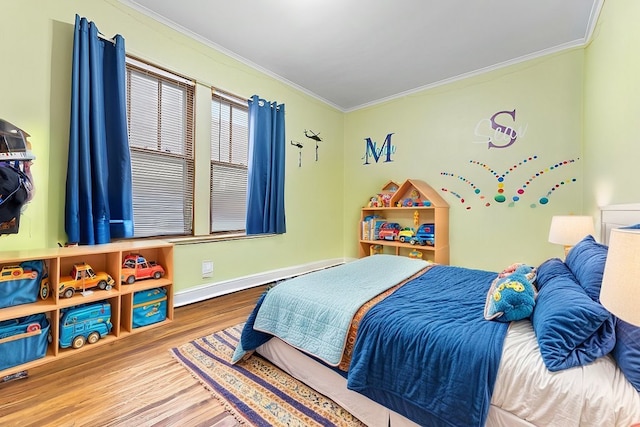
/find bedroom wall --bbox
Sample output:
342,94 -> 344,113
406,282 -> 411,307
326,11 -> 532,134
344,50 -> 585,271
1,0 -> 609,293
0,0 -> 346,292
583,0 -> 640,231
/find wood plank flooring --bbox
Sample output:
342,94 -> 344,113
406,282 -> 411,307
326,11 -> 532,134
0,285 -> 268,427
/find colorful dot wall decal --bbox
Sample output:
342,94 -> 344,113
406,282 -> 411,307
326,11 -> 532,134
442,155 -> 579,209
469,156 -> 539,204
535,178 -> 578,207
440,172 -> 488,210
509,158 -> 576,205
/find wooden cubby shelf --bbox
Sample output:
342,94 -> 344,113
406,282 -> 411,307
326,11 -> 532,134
0,240 -> 174,377
359,179 -> 449,264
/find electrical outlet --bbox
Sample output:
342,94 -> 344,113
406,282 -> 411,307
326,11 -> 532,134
202,261 -> 214,278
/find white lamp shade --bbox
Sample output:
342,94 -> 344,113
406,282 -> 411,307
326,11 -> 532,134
548,215 -> 596,246
600,228 -> 640,326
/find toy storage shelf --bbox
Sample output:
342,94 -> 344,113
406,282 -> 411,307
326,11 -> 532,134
0,240 -> 173,378
359,179 -> 449,264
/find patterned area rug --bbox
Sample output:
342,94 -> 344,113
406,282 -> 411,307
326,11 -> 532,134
170,324 -> 366,427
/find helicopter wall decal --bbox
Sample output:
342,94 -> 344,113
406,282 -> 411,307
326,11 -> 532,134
290,141 -> 303,167
304,129 -> 322,161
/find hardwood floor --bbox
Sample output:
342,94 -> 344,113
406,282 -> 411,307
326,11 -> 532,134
0,286 -> 267,427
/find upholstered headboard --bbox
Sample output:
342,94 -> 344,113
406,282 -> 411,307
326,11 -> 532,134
600,203 -> 640,245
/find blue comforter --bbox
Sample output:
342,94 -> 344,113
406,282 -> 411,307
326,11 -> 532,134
251,255 -> 429,365
347,265 -> 509,427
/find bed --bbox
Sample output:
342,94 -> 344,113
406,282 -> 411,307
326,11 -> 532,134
233,207 -> 640,427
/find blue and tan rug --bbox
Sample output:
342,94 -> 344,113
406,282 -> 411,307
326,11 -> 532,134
170,324 -> 365,427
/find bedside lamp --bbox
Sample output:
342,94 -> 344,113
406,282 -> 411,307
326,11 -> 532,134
548,215 -> 595,256
600,228 -> 640,326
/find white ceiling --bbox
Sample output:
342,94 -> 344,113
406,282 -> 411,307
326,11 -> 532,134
120,0 -> 602,112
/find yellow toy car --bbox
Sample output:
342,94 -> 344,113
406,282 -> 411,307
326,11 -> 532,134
58,263 -> 115,299
398,227 -> 416,243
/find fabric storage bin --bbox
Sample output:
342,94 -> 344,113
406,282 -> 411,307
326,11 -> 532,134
0,313 -> 50,371
133,287 -> 167,328
0,260 -> 46,309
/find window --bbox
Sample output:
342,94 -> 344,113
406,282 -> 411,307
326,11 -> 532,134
210,90 -> 249,233
125,57 -> 195,237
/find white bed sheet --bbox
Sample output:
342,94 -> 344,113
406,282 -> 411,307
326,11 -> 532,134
493,320 -> 640,427
256,319 -> 640,427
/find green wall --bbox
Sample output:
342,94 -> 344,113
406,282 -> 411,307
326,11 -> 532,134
583,0 -> 640,224
0,0 -> 345,292
2,0 -> 633,291
344,50 -> 585,270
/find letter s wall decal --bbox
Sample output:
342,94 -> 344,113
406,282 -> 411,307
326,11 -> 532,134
489,109 -> 517,149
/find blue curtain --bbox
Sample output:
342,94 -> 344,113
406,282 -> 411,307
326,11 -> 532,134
65,15 -> 133,245
246,95 -> 286,235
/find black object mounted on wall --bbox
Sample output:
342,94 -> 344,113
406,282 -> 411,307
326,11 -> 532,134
304,130 -> 322,161
0,119 -> 35,235
0,119 -> 35,162
291,141 -> 303,167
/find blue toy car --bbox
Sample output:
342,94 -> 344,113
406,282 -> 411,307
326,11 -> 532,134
59,302 -> 112,349
410,223 -> 435,246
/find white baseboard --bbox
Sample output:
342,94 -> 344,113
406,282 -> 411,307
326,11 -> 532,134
173,257 -> 352,307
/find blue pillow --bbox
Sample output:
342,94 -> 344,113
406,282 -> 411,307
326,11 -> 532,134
532,258 -> 615,371
612,318 -> 640,391
536,257 -> 572,292
564,235 -> 608,302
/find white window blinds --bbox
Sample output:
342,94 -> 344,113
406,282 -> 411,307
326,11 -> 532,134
126,58 -> 195,237
210,90 -> 248,233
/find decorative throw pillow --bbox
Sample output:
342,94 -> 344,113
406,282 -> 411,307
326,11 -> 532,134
496,262 -> 537,282
484,271 -> 536,322
564,235 -> 608,302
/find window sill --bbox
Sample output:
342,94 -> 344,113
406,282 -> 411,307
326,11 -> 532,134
166,233 -> 274,245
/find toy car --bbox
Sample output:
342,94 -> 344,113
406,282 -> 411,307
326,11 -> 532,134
410,223 -> 436,246
58,263 -> 115,299
121,254 -> 165,284
378,222 -> 401,240
59,303 -> 112,349
0,265 -> 38,282
397,227 -> 416,243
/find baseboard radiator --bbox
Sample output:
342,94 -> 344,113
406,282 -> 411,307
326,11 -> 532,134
173,258 -> 350,307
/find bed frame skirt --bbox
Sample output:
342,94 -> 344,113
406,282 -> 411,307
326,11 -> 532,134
256,337 -> 533,427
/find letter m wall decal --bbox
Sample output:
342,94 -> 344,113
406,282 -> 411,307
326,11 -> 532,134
363,133 -> 396,165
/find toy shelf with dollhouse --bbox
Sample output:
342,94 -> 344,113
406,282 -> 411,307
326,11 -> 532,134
0,240 -> 173,378
359,179 -> 449,264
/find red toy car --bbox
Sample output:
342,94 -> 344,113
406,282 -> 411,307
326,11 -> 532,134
377,222 -> 401,241
121,254 -> 165,284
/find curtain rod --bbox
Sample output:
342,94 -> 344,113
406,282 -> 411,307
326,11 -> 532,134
97,32 -> 115,45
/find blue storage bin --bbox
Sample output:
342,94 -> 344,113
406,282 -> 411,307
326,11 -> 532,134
0,313 -> 50,371
133,287 -> 167,328
0,260 -> 46,309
